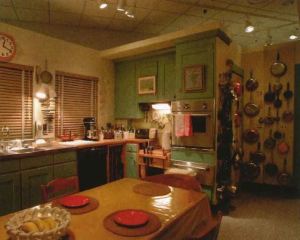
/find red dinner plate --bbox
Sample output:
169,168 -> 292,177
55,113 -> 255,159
113,210 -> 149,228
59,195 -> 90,208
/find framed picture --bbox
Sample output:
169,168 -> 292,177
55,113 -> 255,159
184,64 -> 206,92
138,76 -> 156,95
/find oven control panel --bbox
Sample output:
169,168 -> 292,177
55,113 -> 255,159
171,100 -> 214,112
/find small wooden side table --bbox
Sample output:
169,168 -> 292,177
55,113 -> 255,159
137,149 -> 171,178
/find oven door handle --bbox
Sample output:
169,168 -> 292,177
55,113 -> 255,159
172,113 -> 211,117
172,162 -> 209,171
171,146 -> 214,152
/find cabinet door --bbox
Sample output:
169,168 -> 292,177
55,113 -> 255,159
0,173 -> 21,215
176,38 -> 215,99
126,152 -> 138,178
115,61 -> 143,119
159,54 -> 176,101
53,162 -> 77,179
136,59 -> 159,103
21,166 -> 53,208
109,146 -> 124,182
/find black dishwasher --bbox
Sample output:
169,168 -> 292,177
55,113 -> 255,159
77,147 -> 107,191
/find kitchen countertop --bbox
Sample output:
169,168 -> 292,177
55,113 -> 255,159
0,138 -> 152,160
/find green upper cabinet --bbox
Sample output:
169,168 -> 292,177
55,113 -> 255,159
115,61 -> 143,119
175,38 -> 215,99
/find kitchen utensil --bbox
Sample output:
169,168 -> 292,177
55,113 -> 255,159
113,210 -> 149,227
243,128 -> 259,144
264,83 -> 276,104
59,195 -> 90,208
258,117 -> 265,125
245,70 -> 259,91
273,90 -> 282,109
250,142 -> 266,164
270,52 -> 287,77
264,149 -> 278,177
273,81 -> 283,93
282,96 -> 294,123
283,82 -> 293,100
244,91 -> 260,117
40,59 -> 53,84
273,110 -> 283,140
277,158 -> 291,185
234,100 -> 242,128
264,107 -> 274,126
263,129 -> 276,150
241,156 -> 260,181
277,137 -> 290,155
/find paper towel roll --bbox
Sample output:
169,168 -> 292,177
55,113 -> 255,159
161,131 -> 171,150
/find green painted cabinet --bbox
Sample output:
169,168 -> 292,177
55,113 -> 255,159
115,61 -> 143,119
175,38 -> 215,99
53,162 -> 77,179
125,144 -> 138,178
21,166 -> 53,208
0,173 -> 21,216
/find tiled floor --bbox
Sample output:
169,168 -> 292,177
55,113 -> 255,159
219,191 -> 300,240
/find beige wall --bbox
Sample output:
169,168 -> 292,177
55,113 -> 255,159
0,22 -> 115,135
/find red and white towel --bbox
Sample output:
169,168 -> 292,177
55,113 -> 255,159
175,114 -> 193,137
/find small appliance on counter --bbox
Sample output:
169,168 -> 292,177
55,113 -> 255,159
83,117 -> 98,141
135,129 -> 150,139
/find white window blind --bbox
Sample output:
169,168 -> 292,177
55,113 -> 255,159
55,71 -> 98,137
0,62 -> 33,139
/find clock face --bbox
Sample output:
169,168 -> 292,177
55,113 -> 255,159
0,33 -> 16,62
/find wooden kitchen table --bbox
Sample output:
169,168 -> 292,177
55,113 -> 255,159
0,178 -> 212,240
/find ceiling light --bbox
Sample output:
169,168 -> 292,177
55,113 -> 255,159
99,1 -> 108,9
289,34 -> 298,40
245,20 -> 254,33
152,103 -> 171,111
117,0 -> 126,11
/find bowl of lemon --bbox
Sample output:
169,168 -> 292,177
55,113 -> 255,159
5,206 -> 70,240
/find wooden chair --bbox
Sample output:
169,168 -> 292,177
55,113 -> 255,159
41,176 -> 79,203
143,173 -> 202,192
189,212 -> 223,240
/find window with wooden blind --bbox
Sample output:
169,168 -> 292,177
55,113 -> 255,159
0,62 -> 33,139
55,71 -> 98,137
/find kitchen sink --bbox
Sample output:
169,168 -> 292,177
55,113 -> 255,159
10,148 -> 44,154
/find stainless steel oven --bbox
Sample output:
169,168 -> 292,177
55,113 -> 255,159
171,99 -> 215,150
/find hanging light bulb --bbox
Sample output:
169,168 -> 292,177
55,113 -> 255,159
99,0 -> 108,9
245,20 -> 255,33
117,0 -> 126,11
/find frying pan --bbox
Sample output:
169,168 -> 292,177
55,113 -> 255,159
244,92 -> 260,117
264,129 -> 276,150
264,83 -> 275,104
273,90 -> 282,109
270,52 -> 287,77
241,157 -> 260,181
250,142 -> 266,164
245,70 -> 259,92
282,110 -> 294,122
264,107 -> 274,126
277,158 -> 291,185
283,82 -> 293,100
273,81 -> 283,93
277,138 -> 289,155
243,128 -> 259,144
40,59 -> 53,84
264,149 -> 278,177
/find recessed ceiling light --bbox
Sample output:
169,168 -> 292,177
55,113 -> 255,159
289,34 -> 298,40
99,1 -> 108,9
117,0 -> 126,11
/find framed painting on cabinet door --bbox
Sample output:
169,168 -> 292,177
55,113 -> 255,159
138,76 -> 156,95
183,64 -> 206,92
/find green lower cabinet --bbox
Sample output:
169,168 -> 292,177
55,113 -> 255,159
126,152 -> 138,178
0,173 -> 21,216
21,166 -> 53,208
53,162 -> 77,179
176,38 -> 215,99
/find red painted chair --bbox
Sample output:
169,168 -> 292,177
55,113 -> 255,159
189,212 -> 223,240
41,176 -> 79,203
143,173 -> 202,192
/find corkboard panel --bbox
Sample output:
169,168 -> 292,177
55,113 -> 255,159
241,43 -> 295,185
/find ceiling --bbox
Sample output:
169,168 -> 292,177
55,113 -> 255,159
0,0 -> 299,50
